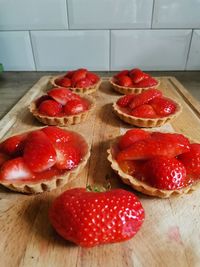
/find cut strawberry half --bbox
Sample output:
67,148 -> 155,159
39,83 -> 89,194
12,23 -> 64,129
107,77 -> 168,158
149,97 -> 177,116
132,77 -> 158,88
1,133 -> 28,156
23,130 -> 57,172
129,69 -> 149,84
55,142 -> 81,170
114,70 -> 129,80
0,157 -> 33,181
71,69 -> 88,86
117,76 -> 133,87
42,126 -> 75,144
65,70 -> 75,79
0,152 -> 10,167
56,77 -> 71,87
131,104 -> 157,118
75,78 -> 92,88
117,94 -> 135,108
129,89 -> 162,110
86,72 -> 99,83
117,133 -> 190,162
48,88 -> 80,105
38,100 -> 62,117
35,95 -> 52,108
64,99 -> 89,115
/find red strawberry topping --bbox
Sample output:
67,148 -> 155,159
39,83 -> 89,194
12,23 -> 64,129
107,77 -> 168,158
1,133 -> 28,156
117,94 -> 135,108
42,126 -> 75,144
71,69 -> 87,86
129,89 -> 162,110
56,77 -> 71,87
131,104 -> 157,118
48,88 -> 80,105
64,99 -> 89,115
149,97 -> 177,116
118,129 -> 150,150
0,157 -> 33,181
49,188 -> 145,247
0,152 -> 10,167
38,100 -> 62,117
144,156 -> 186,190
75,78 -> 92,88
129,68 -> 149,83
114,70 -> 129,79
23,130 -> 57,172
117,76 -> 133,87
178,143 -> 200,179
86,72 -> 99,83
132,77 -> 158,88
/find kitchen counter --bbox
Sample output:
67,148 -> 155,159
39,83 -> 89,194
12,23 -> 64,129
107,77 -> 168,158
0,71 -> 200,119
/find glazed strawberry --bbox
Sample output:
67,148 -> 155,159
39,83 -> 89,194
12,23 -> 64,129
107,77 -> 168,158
38,100 -> 62,116
35,95 -> 52,107
118,129 -> 150,150
49,188 -> 145,247
117,76 -> 133,87
131,104 -> 157,118
42,126 -> 75,144
178,144 -> 200,179
1,133 -> 27,156
75,78 -> 92,88
144,156 -> 186,190
23,131 -> 57,172
132,77 -> 158,88
65,70 -> 75,78
71,69 -> 87,86
117,133 -> 190,162
0,157 -> 33,181
48,88 -> 80,105
64,99 -> 89,115
56,77 -> 71,87
0,152 -> 9,167
129,69 -> 149,83
86,72 -> 99,83
129,89 -> 162,110
114,70 -> 129,79
149,97 -> 176,116
117,94 -> 135,108
55,142 -> 81,170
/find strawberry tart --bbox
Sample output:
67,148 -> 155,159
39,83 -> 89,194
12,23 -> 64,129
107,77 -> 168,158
30,87 -> 95,126
50,68 -> 101,94
0,126 -> 90,193
110,68 -> 160,95
107,129 -> 200,198
113,88 -> 182,127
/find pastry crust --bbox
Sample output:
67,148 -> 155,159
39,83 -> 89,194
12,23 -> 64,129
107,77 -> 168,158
50,75 -> 101,94
110,78 -> 160,95
113,99 -> 182,128
107,138 -> 200,198
0,128 -> 90,194
29,94 -> 96,126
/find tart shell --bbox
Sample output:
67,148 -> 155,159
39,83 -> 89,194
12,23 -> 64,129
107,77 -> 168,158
0,129 -> 91,194
50,75 -> 101,94
110,78 -> 160,95
29,94 -> 96,126
107,138 -> 200,198
113,100 -> 182,128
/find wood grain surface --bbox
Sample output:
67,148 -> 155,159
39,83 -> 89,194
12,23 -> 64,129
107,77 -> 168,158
0,76 -> 200,267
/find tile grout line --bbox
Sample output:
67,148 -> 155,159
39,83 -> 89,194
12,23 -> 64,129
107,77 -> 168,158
28,31 -> 37,71
65,0 -> 70,29
151,0 -> 155,29
185,29 -> 194,70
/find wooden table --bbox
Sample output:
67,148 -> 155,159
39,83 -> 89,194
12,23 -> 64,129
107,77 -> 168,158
0,77 -> 200,267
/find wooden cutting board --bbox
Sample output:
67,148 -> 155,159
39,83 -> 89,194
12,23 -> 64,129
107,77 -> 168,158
0,77 -> 200,267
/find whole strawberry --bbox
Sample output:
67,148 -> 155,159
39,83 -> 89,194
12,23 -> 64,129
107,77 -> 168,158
49,188 -> 145,247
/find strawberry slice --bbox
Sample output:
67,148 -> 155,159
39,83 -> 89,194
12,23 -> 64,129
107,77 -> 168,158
75,78 -> 92,88
35,95 -> 52,108
149,97 -> 177,116
86,72 -> 100,83
56,77 -> 71,87
131,104 -> 157,118
48,88 -> 80,105
55,142 -> 81,170
38,100 -> 62,116
42,126 -> 75,144
0,157 -> 33,181
117,94 -> 135,108
117,133 -> 190,162
129,69 -> 149,83
1,133 -> 28,156
71,69 -> 88,86
65,70 -> 75,78
23,131 -> 57,172
132,77 -> 158,88
129,89 -> 162,110
64,99 -> 89,115
118,129 -> 150,150
114,70 -> 129,80
117,76 -> 133,87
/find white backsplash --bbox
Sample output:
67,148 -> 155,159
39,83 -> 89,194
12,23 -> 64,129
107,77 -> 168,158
0,0 -> 199,71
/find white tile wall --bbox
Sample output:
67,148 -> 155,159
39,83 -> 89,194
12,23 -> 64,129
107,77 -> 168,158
68,0 -> 153,29
111,30 -> 192,70
187,30 -> 200,70
0,32 -> 35,70
153,0 -> 200,29
31,31 -> 109,71
0,0 -> 68,30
